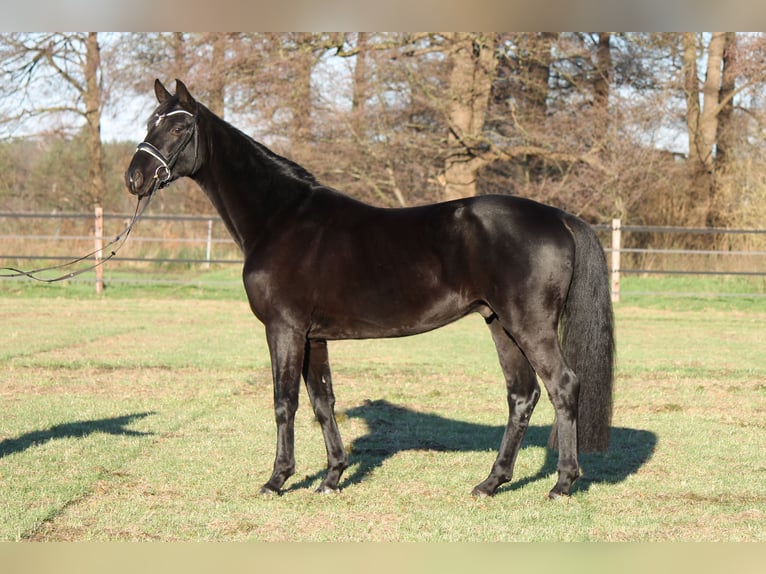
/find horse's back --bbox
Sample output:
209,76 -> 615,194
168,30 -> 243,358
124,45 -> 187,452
302,189 -> 573,250
294,190 -> 575,283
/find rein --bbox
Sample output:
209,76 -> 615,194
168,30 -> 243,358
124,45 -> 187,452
0,191 -> 155,283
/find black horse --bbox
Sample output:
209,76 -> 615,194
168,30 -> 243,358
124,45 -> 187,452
126,80 -> 614,499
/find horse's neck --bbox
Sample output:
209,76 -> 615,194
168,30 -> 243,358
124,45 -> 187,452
192,118 -> 311,253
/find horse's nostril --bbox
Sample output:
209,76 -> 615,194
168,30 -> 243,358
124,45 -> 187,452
131,170 -> 144,189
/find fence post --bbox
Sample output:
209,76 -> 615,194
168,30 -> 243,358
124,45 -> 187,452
611,218 -> 621,303
205,219 -> 213,269
94,206 -> 104,294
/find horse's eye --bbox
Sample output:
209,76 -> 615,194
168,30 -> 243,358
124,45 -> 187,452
171,125 -> 184,136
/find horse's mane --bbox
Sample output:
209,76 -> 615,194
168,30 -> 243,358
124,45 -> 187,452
156,96 -> 321,188
241,132 -> 321,187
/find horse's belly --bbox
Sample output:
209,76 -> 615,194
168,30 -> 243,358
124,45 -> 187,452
308,290 -> 474,340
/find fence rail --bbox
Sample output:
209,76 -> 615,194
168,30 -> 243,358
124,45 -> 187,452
2,211 -> 765,300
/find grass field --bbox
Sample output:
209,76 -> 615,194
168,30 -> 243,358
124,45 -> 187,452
1,274 -> 765,541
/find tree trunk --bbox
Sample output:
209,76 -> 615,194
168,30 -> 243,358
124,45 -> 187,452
683,32 -> 727,226
352,32 -> 369,116
699,32 -> 726,173
710,32 -> 738,227
683,32 -> 701,180
208,33 -> 226,118
171,32 -> 186,81
84,32 -> 105,209
442,33 -> 496,201
593,32 -> 611,143
290,33 -> 314,161
716,32 -> 737,171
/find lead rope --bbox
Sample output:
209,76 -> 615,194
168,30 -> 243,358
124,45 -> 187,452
0,191 -> 155,283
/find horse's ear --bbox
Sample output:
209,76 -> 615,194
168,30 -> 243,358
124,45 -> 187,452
175,80 -> 195,109
154,79 -> 172,104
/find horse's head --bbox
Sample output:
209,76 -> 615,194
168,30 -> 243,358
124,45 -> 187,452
125,79 -> 200,198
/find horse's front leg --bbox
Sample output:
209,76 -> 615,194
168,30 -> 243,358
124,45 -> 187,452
303,339 -> 348,493
259,325 -> 306,495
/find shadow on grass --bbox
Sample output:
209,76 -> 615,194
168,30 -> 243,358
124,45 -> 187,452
287,399 -> 656,495
0,412 -> 155,459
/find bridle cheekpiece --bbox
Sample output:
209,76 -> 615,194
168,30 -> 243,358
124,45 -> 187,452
135,108 -> 198,188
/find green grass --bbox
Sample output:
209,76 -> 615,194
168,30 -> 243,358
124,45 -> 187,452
0,267 -> 245,301
2,268 -> 765,307
618,274 -> 766,311
1,274 -> 765,541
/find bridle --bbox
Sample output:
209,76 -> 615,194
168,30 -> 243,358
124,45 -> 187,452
135,107 -> 199,187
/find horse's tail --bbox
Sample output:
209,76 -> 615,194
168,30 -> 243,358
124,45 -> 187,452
553,214 -> 615,452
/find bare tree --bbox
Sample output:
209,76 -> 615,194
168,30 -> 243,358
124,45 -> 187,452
518,32 -> 557,121
287,33 -> 319,161
593,32 -> 612,143
441,33 -> 496,200
683,32 -> 717,225
83,33 -> 105,209
715,32 -> 737,172
348,31 -> 372,145
0,32 -> 107,208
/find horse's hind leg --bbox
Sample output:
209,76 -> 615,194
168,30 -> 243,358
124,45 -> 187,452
509,323 -> 581,499
303,339 -> 348,493
472,317 -> 540,497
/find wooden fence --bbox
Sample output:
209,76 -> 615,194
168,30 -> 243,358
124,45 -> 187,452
2,210 -> 765,300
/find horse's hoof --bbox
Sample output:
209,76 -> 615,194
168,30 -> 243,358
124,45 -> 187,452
471,486 -> 495,498
547,489 -> 569,500
259,485 -> 282,496
315,484 -> 340,494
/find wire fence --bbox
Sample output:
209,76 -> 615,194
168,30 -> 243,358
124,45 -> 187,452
593,220 -> 766,301
2,211 -> 765,299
